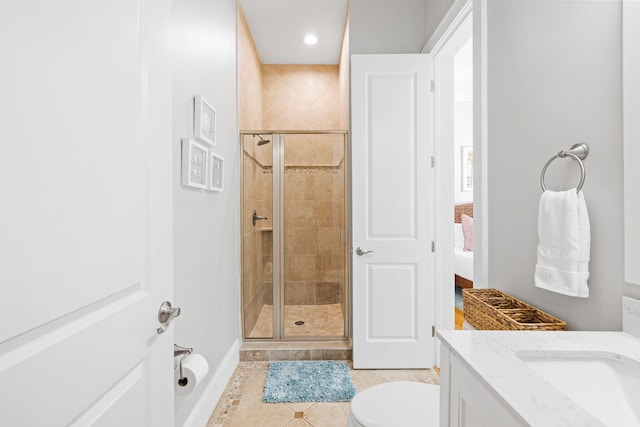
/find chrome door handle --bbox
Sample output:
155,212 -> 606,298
157,301 -> 181,334
355,247 -> 374,256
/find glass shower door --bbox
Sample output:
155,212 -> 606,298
241,131 -> 349,340
281,133 -> 347,338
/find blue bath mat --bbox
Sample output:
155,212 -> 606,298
263,361 -> 356,403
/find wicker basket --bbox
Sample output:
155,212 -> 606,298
462,288 -> 566,331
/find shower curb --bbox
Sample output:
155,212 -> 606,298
239,341 -> 352,362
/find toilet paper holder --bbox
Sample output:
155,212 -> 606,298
174,344 -> 193,386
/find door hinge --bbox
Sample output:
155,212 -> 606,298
430,80 -> 435,92
432,325 -> 436,337
431,156 -> 435,168
431,241 -> 435,252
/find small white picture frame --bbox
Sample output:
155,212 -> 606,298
209,152 -> 224,192
181,138 -> 209,189
194,95 -> 216,146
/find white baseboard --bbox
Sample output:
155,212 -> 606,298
181,339 -> 240,427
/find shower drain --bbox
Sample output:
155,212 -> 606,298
294,320 -> 305,326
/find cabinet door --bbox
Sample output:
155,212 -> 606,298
450,369 -> 505,426
443,352 -> 525,427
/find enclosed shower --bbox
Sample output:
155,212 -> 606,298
241,131 -> 349,340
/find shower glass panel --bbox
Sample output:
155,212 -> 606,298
242,133 -> 274,339
241,131 -> 349,340
282,134 -> 347,338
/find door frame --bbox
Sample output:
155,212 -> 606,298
239,130 -> 351,341
424,0 -> 488,364
623,0 -> 640,285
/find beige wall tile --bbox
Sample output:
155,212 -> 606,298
285,255 -> 316,282
316,282 -> 340,304
319,270 -> 343,284
242,232 -> 255,274
261,282 -> 273,305
284,282 -> 315,305
285,227 -> 317,255
284,200 -> 315,227
262,65 -> 342,131
316,227 -> 342,255
238,7 -> 263,131
243,292 -> 259,337
285,172 -> 316,201
261,230 -> 272,255
314,172 -> 334,201
315,200 -> 334,225
339,18 -> 350,129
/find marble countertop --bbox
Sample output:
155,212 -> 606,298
437,330 -> 640,427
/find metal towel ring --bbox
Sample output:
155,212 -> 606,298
540,143 -> 589,193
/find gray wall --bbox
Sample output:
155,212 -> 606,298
172,0 -> 239,424
424,0 -> 640,329
424,0 -> 456,45
350,0 -> 426,53
349,0 -> 454,53
484,0 -> 630,330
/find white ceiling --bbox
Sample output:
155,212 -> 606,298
240,0 -> 349,65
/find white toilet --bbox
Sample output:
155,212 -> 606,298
347,381 -> 440,427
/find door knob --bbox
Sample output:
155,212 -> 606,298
157,301 -> 181,334
355,247 -> 374,256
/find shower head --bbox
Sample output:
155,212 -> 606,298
253,134 -> 271,146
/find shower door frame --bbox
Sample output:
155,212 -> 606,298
240,130 -> 351,341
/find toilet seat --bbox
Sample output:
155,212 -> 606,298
347,381 -> 439,427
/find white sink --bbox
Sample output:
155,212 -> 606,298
517,350 -> 640,426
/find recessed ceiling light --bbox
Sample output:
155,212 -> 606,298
304,35 -> 318,45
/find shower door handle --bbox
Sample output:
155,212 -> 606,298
355,247 -> 374,256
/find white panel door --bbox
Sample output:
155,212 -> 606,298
351,54 -> 434,369
0,1 -> 174,425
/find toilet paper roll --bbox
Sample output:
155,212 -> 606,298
175,353 -> 209,395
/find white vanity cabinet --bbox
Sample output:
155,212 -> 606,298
439,346 -> 525,427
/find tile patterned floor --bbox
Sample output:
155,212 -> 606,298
207,361 -> 440,427
249,304 -> 345,338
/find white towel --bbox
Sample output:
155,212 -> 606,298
534,189 -> 591,297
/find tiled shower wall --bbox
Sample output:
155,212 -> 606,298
239,6 -> 269,337
283,134 -> 346,315
237,7 -> 262,131
263,65 -> 341,130
242,140 -> 273,337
